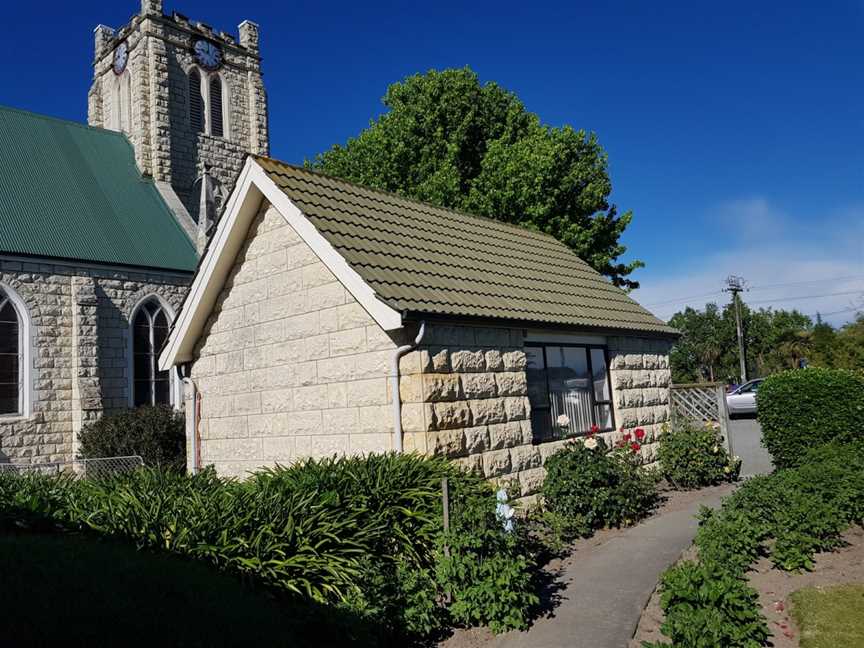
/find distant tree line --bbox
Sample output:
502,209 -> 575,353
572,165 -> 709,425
668,302 -> 864,384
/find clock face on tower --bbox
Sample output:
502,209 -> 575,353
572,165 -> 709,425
194,40 -> 222,71
113,42 -> 128,75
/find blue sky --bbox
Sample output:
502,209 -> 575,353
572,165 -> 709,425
1,0 -> 862,324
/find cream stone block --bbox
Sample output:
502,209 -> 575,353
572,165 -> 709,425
248,412 -> 292,437
258,293 -> 307,323
464,425 -> 490,454
336,303 -> 373,331
293,361 -> 318,387
509,445 -> 541,472
283,334 -> 331,363
461,373 -> 497,399
215,307 -> 244,333
538,439 -> 569,463
398,350 -> 423,375
452,453 -> 483,475
428,429 -> 467,458
283,312 -> 320,341
488,421 -> 524,449
302,262 -> 336,289
358,405 -> 393,434
234,392 -> 262,416
329,327 -> 367,357
327,382 -> 348,409
307,282 -> 347,310
403,430 -> 428,454
346,378 -> 388,407
518,467 -> 546,497
266,268 -> 304,298
482,448 -> 512,477
484,349 -> 504,371
450,349 -> 485,373
323,408 -> 360,435
365,325 -> 396,351
254,320 -> 284,346
282,243 -> 318,270
401,403 -> 427,433
206,416 -> 248,440
293,384 -> 329,411
317,355 -> 358,383
520,420 -> 534,444
257,249 -> 287,277
215,350 -> 244,374
399,374 -> 423,403
355,350 -> 391,378
262,436 -> 296,461
202,395 -> 235,419
289,410 -> 324,436
495,372 -> 527,396
350,433 -> 391,455
502,396 -> 528,421
470,398 -> 507,425
308,434 -> 349,459
423,374 -> 462,402
420,347 -> 450,373
193,355 -> 215,378
502,350 -> 527,371
203,438 -> 261,461
261,388 -> 294,413
431,401 -> 473,430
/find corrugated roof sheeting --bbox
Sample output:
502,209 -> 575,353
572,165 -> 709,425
255,156 -> 677,336
0,106 -> 197,272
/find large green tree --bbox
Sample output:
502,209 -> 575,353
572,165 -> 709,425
313,67 -> 643,288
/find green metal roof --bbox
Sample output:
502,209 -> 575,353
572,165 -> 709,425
0,106 -> 197,272
256,157 -> 676,336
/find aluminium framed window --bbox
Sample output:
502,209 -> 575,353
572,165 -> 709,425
525,343 -> 615,443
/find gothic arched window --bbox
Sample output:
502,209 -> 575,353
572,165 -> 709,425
132,298 -> 172,407
209,76 -> 224,138
189,69 -> 204,134
0,287 -> 29,417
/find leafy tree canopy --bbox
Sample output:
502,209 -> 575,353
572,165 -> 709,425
312,67 -> 643,288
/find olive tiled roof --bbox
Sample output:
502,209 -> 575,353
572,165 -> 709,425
0,106 -> 197,272
256,156 -> 676,336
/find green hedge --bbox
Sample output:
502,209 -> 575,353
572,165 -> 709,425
645,440 -> 864,647
0,453 -> 539,640
757,368 -> 864,468
78,406 -> 186,470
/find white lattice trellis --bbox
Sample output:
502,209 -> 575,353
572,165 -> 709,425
669,383 -> 733,455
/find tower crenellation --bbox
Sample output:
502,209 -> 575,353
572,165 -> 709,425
88,2 -> 269,238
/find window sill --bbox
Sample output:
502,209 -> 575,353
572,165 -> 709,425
0,413 -> 31,423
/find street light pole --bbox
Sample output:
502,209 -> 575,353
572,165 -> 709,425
724,276 -> 748,383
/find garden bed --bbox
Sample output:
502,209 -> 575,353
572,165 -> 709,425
631,525 -> 864,647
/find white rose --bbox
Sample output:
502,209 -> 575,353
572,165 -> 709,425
712,445 -> 719,454
723,466 -> 731,474
557,414 -> 570,428
584,437 -> 598,450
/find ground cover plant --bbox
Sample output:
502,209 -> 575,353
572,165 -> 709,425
657,422 -> 741,489
77,405 -> 186,470
0,453 -> 539,643
644,439 -> 864,648
542,427 -> 659,540
757,367 -> 864,468
789,583 -> 864,648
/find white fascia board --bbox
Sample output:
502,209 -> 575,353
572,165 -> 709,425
159,158 -> 402,370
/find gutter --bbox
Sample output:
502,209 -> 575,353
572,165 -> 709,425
390,321 -> 426,453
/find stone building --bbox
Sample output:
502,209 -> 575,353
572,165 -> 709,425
159,158 -> 677,497
0,1 -> 267,466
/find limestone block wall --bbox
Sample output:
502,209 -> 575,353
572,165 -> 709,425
190,203 -> 401,477
607,336 -> 674,464
0,259 -> 189,466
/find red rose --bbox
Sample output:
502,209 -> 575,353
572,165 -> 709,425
630,442 -> 641,453
589,424 -> 599,436
635,428 -> 645,440
623,432 -> 632,442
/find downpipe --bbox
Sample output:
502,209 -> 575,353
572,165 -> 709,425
181,373 -> 202,474
390,321 -> 426,453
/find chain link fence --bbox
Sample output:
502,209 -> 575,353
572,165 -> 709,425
0,456 -> 144,479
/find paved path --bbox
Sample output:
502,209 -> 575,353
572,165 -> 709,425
728,417 -> 773,477
484,486 -> 734,648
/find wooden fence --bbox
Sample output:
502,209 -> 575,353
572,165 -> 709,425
669,382 -> 733,455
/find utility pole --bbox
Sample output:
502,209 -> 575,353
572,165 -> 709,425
724,275 -> 748,383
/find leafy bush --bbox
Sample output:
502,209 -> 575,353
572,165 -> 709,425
0,453 -> 539,640
757,368 -> 864,468
649,440 -> 864,647
657,422 -> 741,489
543,432 -> 659,540
78,406 -> 185,470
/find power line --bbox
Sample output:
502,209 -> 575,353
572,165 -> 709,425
747,289 -> 864,306
643,290 -> 725,308
748,275 -> 864,291
809,306 -> 862,319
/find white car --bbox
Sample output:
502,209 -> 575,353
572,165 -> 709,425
726,378 -> 765,416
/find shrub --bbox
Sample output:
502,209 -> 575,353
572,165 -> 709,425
543,432 -> 659,540
657,422 -> 741,489
0,452 -> 539,640
78,406 -> 185,470
757,368 -> 864,468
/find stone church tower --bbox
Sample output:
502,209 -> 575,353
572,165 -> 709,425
88,0 -> 269,236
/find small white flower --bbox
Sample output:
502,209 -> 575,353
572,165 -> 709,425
723,466 -> 731,474
495,489 -> 515,533
712,445 -> 719,454
584,437 -> 599,450
557,414 -> 570,428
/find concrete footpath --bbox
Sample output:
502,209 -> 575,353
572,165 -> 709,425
486,485 -> 733,648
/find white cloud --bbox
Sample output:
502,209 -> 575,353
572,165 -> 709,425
631,199 -> 864,327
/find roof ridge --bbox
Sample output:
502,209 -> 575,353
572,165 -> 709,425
253,155 -> 566,245
0,104 -> 127,139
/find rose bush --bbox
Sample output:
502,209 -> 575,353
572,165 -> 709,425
657,422 -> 741,489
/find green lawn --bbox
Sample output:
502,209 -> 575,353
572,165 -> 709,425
0,531 -> 379,647
790,583 -> 864,648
